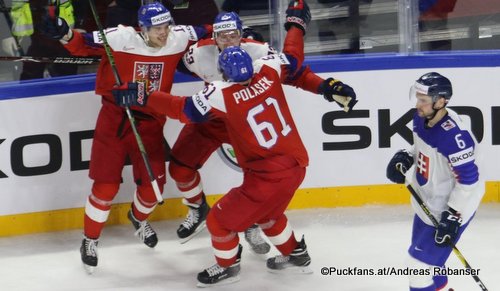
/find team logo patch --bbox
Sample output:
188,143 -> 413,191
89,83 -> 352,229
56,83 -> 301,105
134,62 -> 163,94
416,152 -> 430,186
441,120 -> 456,131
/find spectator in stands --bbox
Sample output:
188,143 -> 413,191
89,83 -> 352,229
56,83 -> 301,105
4,0 -> 87,80
419,0 -> 458,51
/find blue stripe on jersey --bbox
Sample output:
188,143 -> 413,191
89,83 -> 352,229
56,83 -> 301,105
413,113 -> 479,185
283,53 -> 299,78
183,97 -> 209,122
453,163 -> 480,185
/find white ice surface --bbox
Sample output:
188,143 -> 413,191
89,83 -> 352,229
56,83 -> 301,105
0,204 -> 498,291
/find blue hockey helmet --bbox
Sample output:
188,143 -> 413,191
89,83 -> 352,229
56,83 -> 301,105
411,72 -> 453,102
213,12 -> 243,37
138,2 -> 173,28
218,46 -> 254,82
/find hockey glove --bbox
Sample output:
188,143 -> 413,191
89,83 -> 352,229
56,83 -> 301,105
435,207 -> 462,247
319,78 -> 357,112
41,15 -> 70,40
284,0 -> 311,35
242,26 -> 265,42
113,82 -> 148,107
386,149 -> 414,184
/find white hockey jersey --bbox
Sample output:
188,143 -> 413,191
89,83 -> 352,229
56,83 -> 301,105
182,38 -> 277,82
406,109 -> 485,225
66,24 -> 200,101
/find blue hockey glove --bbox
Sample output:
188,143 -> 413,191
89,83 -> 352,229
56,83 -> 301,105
435,208 -> 462,247
386,149 -> 414,184
113,82 -> 148,107
41,15 -> 69,40
319,78 -> 357,112
284,0 -> 311,35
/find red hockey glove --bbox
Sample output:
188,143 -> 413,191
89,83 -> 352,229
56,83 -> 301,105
284,0 -> 311,35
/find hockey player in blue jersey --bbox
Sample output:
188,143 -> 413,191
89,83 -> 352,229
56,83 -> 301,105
386,72 -> 485,291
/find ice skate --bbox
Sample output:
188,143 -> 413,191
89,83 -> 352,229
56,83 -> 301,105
80,236 -> 98,274
197,245 -> 242,287
267,236 -> 312,274
244,224 -> 271,254
177,197 -> 210,243
128,210 -> 158,248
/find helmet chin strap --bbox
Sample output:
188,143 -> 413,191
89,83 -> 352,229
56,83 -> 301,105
425,100 -> 446,128
426,102 -> 440,120
139,27 -> 152,46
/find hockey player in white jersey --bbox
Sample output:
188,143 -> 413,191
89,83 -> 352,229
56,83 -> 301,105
169,7 -> 357,253
180,12 -> 277,83
386,72 -> 485,291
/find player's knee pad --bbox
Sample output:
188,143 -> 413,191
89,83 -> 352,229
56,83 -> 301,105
91,182 -> 120,202
407,255 -> 434,289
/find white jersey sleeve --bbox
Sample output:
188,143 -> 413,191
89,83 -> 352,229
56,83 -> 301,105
182,41 -> 220,82
253,53 -> 290,77
185,81 -> 232,119
95,25 -> 192,56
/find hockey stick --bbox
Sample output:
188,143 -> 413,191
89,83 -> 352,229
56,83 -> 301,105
0,55 -> 100,64
0,0 -> 25,56
397,164 -> 488,291
88,0 -> 164,204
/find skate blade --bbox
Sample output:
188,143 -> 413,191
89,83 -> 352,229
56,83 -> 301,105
196,275 -> 241,288
82,264 -> 96,275
267,265 -> 313,274
179,221 -> 207,244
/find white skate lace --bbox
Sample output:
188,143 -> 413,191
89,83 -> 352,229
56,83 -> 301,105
206,264 -> 226,277
245,226 -> 266,245
136,221 -> 155,241
85,239 -> 98,257
181,207 -> 200,229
